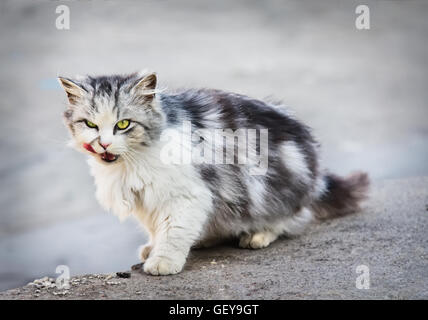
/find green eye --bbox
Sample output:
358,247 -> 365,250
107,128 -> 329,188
116,119 -> 130,130
85,120 -> 98,129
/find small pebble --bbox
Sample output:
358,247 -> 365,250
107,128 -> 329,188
105,273 -> 116,281
116,272 -> 131,278
53,290 -> 69,296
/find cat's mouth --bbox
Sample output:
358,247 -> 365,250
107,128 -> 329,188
100,152 -> 119,163
83,143 -> 119,163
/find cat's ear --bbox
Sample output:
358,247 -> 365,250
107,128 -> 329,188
132,73 -> 157,101
58,77 -> 87,105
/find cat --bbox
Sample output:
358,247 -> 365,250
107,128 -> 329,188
59,71 -> 369,275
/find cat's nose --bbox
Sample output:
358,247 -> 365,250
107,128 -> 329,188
99,142 -> 111,150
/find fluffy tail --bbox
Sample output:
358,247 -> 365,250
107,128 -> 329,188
311,171 -> 370,220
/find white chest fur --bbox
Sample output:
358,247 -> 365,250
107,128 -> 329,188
88,146 -> 213,236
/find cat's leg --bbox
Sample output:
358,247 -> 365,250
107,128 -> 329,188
239,230 -> 278,249
239,207 -> 314,249
274,207 -> 314,236
138,243 -> 153,262
137,228 -> 155,263
238,233 -> 252,248
143,201 -> 207,276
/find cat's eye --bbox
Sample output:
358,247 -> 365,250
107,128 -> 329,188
116,119 -> 130,130
85,120 -> 98,129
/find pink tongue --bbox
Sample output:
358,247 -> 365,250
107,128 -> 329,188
83,143 -> 96,153
102,152 -> 116,161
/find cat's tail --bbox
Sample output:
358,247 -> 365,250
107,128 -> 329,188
311,171 -> 370,220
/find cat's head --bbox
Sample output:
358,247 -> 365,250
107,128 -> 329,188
59,72 -> 165,165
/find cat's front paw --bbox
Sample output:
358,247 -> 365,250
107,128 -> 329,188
143,256 -> 184,276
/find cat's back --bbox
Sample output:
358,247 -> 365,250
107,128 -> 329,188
160,88 -> 315,146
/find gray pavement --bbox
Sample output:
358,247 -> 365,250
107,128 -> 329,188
0,0 -> 428,292
1,177 -> 427,299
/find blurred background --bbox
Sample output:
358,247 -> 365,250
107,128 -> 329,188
0,0 -> 427,291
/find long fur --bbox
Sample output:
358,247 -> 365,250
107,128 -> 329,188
311,172 -> 370,220
59,72 -> 370,275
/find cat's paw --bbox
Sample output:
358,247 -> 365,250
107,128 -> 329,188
239,231 -> 277,249
138,244 -> 153,262
249,232 -> 274,249
143,256 -> 184,276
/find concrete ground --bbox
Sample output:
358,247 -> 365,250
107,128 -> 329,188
0,0 -> 427,293
1,177 -> 427,299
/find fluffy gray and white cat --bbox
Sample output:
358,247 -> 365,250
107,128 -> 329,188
59,71 -> 369,275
